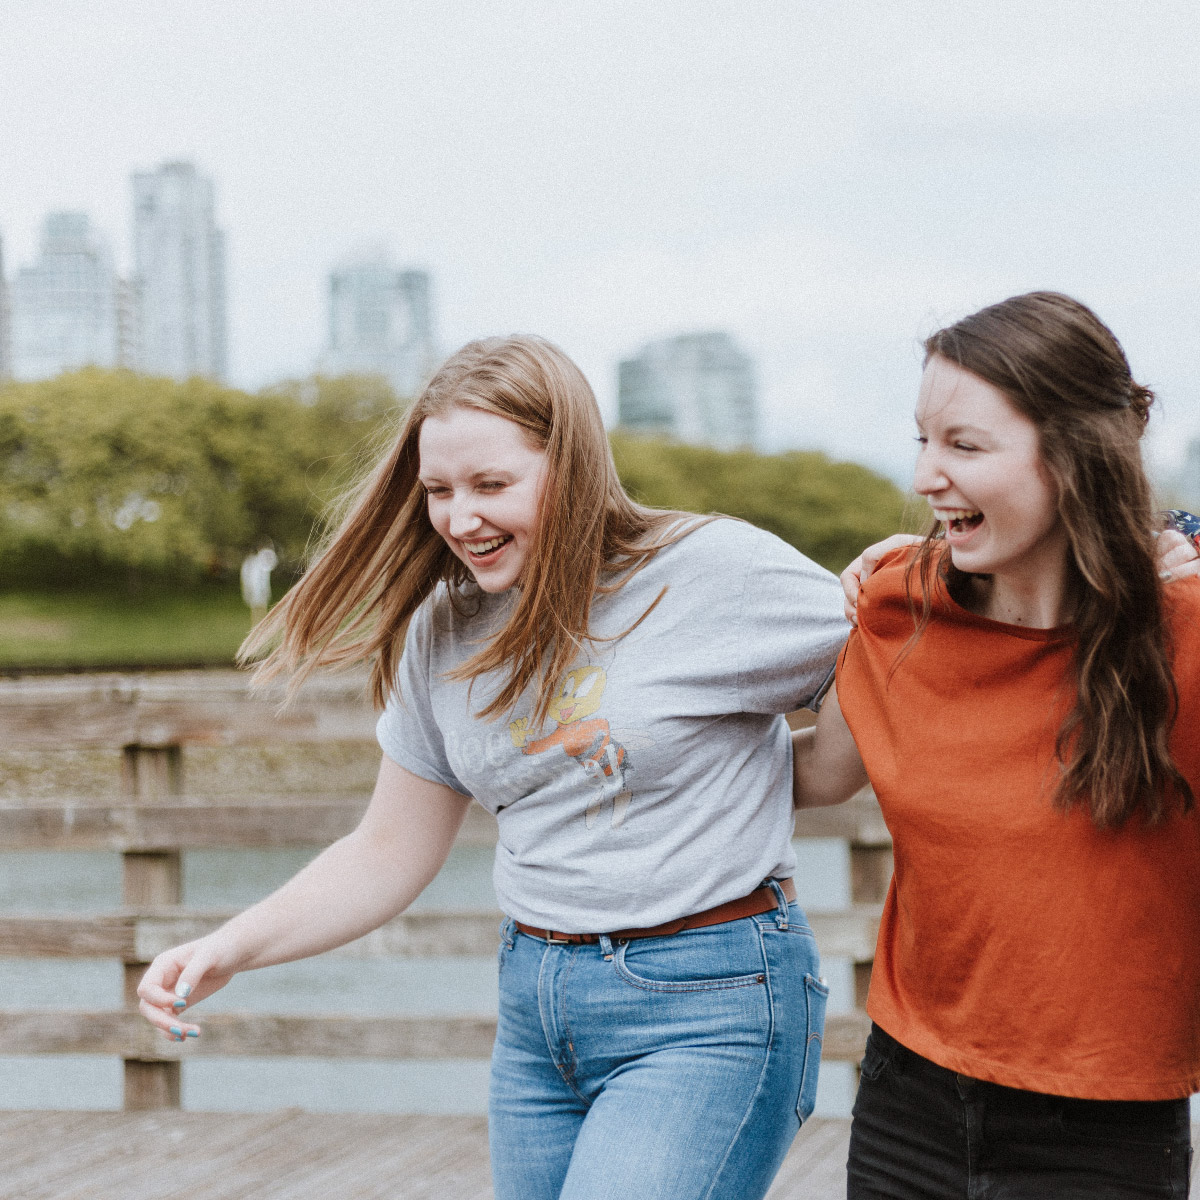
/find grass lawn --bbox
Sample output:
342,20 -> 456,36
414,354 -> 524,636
0,585 -> 260,670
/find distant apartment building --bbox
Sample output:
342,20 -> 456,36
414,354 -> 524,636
132,161 -> 227,381
618,331 -> 757,450
9,213 -> 121,381
320,256 -> 435,398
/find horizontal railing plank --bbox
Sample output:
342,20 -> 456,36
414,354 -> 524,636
0,797 -> 502,850
0,671 -> 377,749
0,905 -> 881,963
0,1008 -> 872,1062
0,795 -> 886,850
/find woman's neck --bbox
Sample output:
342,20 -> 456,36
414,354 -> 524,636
964,562 -> 1075,629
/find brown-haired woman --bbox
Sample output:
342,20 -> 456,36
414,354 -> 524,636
137,335 -> 851,1199
796,292 -> 1200,1198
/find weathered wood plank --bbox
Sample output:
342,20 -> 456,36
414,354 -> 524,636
0,905 -> 882,964
0,795 -> 502,849
0,1008 -> 872,1062
0,794 -> 883,850
0,670 -> 377,749
0,1111 -> 858,1200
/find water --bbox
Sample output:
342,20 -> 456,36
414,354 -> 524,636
0,840 -> 858,1115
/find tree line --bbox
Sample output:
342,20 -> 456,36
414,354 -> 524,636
0,370 -> 910,588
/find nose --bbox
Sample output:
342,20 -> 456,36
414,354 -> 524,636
447,496 -> 483,539
912,444 -> 948,497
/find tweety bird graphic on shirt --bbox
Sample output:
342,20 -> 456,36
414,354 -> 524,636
509,665 -> 651,829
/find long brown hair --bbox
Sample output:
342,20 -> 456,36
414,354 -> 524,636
906,291 -> 1192,828
241,335 -> 697,722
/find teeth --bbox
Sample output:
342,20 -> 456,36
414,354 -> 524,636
464,535 -> 510,554
932,508 -> 981,522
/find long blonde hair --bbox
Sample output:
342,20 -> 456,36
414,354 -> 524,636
241,335 -> 698,722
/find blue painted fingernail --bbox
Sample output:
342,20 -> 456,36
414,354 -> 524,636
186,1030 -> 199,1038
175,982 -> 192,999
172,1000 -> 187,1009
170,1026 -> 182,1037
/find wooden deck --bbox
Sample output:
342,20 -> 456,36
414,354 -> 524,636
3,1112 -> 1197,1198
0,1112 -> 852,1199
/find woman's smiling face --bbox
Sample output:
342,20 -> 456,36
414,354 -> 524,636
418,406 -> 549,593
913,355 -> 1069,595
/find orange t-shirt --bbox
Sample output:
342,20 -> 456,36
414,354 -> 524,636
836,548 -> 1200,1100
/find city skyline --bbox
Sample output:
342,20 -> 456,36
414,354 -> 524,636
2,3 -> 1200,488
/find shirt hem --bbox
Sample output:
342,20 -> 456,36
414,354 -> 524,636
871,1011 -> 1200,1102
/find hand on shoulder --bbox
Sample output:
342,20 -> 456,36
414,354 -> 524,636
840,534 -> 923,626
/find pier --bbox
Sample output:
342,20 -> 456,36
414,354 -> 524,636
5,671 -> 1186,1196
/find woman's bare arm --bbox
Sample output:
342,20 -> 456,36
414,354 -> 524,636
137,756 -> 470,1039
792,683 -> 869,809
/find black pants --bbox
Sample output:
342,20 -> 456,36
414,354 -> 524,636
847,1024 -> 1192,1199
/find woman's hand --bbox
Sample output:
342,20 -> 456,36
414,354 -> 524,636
1156,527 -> 1200,582
840,534 -> 922,625
137,933 -> 241,1041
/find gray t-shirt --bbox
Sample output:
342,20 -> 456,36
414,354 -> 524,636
376,517 -> 849,932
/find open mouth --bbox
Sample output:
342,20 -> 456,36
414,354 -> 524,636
935,508 -> 983,536
463,534 -> 513,560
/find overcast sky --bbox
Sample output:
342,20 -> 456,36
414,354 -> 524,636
3,1 -> 1199,487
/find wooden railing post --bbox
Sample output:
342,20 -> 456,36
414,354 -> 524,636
849,841 -> 893,1011
121,744 -> 184,1111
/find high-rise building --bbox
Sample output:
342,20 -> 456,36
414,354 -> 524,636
320,255 -> 435,398
617,331 -> 757,450
9,213 -> 120,381
131,161 -> 227,381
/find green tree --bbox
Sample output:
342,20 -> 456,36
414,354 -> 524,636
0,370 -> 399,587
610,433 -> 912,572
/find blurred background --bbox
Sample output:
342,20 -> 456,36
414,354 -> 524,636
1,0 -> 1199,1117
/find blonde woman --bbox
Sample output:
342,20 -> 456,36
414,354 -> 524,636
138,336 -> 849,1200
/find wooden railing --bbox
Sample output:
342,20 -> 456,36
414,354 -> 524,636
0,671 -> 890,1110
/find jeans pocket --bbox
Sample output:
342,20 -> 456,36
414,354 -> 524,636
858,1024 -> 895,1082
796,972 -> 829,1124
612,927 -> 767,993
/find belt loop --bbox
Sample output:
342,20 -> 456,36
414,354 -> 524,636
765,878 -> 789,930
500,916 -> 516,950
598,933 -> 614,960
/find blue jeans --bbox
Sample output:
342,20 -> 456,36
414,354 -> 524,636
488,892 -> 828,1200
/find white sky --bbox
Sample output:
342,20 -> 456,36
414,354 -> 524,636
2,1 -> 1199,486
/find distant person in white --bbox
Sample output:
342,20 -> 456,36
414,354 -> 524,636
240,545 -> 277,624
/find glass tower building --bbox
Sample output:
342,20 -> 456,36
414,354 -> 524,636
131,161 -> 227,381
618,331 -> 757,450
9,213 -> 120,381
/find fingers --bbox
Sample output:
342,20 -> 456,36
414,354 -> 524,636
138,995 -> 202,1042
136,942 -> 225,1041
840,534 -> 925,626
840,555 -> 865,625
1156,529 -> 1200,582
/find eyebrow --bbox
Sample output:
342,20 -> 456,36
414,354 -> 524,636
418,467 -> 518,484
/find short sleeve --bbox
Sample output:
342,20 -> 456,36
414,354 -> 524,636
375,599 -> 470,795
734,528 -> 850,713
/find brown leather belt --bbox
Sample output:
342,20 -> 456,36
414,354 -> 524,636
513,878 -> 797,945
